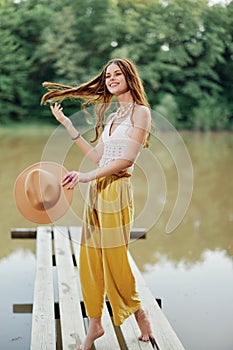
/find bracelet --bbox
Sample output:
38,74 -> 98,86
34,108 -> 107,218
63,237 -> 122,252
72,132 -> 81,140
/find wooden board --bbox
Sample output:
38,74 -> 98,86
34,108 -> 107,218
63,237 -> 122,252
129,252 -> 185,350
11,227 -> 37,239
30,226 -> 56,350
53,226 -> 86,349
120,315 -> 155,350
11,227 -> 146,240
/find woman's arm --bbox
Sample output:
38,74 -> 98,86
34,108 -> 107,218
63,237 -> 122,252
50,103 -> 103,164
64,106 -> 151,188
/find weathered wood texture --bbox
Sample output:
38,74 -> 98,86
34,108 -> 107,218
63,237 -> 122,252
30,226 -> 56,350
13,226 -> 185,350
11,227 -> 147,239
128,254 -> 185,350
53,226 -> 86,349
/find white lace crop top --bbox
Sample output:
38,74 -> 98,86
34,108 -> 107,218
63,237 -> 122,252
98,114 -> 135,174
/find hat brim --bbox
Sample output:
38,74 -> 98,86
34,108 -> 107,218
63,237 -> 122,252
14,162 -> 73,224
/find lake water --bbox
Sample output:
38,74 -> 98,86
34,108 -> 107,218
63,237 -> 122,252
0,126 -> 232,350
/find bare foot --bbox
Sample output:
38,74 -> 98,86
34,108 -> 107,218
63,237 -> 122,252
135,308 -> 154,342
76,317 -> 104,350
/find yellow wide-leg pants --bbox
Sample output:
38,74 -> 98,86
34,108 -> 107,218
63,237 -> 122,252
79,174 -> 141,325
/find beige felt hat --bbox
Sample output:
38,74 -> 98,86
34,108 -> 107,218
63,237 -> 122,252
14,162 -> 73,224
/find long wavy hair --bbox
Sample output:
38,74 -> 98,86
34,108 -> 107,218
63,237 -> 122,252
41,58 -> 150,143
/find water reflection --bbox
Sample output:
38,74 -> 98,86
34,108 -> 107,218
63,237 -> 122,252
141,249 -> 233,350
0,249 -> 35,350
0,127 -> 233,350
130,132 -> 233,270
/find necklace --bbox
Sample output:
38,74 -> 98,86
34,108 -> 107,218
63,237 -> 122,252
115,102 -> 135,119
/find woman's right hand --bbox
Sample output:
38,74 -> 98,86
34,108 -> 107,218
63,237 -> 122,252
50,102 -> 72,128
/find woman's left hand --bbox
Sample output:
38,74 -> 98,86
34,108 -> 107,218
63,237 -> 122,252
62,171 -> 92,189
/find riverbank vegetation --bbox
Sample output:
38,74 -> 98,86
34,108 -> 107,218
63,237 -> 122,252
0,0 -> 232,130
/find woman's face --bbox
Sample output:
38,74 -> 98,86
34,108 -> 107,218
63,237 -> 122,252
105,63 -> 129,96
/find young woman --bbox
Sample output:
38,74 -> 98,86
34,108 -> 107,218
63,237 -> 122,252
41,58 -> 154,350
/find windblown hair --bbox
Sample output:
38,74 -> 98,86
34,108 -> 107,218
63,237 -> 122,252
41,58 -> 150,142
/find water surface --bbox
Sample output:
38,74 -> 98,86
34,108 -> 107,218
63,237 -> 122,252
0,127 -> 232,350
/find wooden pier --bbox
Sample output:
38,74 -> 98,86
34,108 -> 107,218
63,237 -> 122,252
12,226 -> 185,350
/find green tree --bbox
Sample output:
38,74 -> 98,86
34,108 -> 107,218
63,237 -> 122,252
0,0 -> 232,129
191,96 -> 230,131
0,4 -> 31,122
156,93 -> 181,127
0,0 -> 54,123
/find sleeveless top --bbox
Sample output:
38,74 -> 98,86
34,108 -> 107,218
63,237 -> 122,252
98,114 -> 134,174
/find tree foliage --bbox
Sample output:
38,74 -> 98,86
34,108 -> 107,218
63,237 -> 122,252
0,0 -> 232,130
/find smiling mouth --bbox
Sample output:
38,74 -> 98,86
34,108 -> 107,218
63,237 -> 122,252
109,82 -> 119,88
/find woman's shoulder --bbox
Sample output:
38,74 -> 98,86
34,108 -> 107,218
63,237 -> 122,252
135,104 -> 150,111
133,104 -> 151,126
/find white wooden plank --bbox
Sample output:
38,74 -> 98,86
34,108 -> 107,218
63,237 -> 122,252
120,315 -> 154,350
69,226 -> 82,261
129,252 -> 185,350
53,226 -> 86,350
93,303 -> 121,350
30,226 -> 56,350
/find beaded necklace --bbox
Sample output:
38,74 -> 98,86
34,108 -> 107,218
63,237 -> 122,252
115,102 -> 135,119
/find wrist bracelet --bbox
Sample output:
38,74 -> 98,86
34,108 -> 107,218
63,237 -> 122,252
72,132 -> 81,140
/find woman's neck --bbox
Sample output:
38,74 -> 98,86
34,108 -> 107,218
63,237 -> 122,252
117,90 -> 134,105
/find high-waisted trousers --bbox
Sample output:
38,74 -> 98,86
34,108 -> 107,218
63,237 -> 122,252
79,174 -> 141,325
